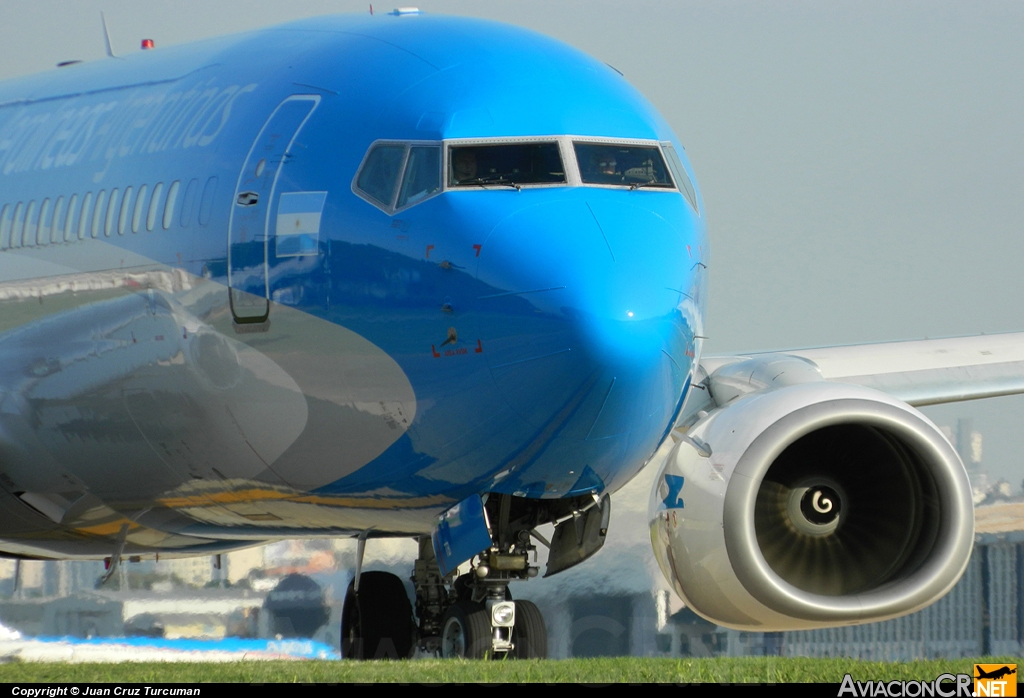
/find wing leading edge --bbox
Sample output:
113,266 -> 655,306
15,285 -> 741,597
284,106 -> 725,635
702,332 -> 1024,407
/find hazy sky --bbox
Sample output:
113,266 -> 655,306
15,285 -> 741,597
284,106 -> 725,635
1,0 -> 1022,486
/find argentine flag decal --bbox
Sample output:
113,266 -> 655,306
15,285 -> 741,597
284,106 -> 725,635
276,191 -> 327,257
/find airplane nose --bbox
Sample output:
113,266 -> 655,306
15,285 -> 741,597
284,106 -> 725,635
476,196 -> 697,446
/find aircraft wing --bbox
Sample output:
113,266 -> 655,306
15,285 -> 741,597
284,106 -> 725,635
653,334 -> 1020,630
701,332 -> 1024,407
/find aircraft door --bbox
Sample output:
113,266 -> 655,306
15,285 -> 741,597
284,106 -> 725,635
228,95 -> 320,323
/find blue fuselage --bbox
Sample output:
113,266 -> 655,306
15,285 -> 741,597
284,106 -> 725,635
0,13 -> 705,557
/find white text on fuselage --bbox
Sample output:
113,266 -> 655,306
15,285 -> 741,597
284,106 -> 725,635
0,78 -> 258,181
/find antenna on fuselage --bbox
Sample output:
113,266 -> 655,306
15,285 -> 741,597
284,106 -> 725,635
101,12 -> 116,58
369,4 -> 374,14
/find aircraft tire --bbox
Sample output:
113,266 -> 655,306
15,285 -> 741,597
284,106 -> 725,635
440,600 -> 491,659
341,571 -> 413,660
510,599 -> 547,659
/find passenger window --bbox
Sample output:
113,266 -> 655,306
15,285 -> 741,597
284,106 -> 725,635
11,202 -> 24,248
661,143 -> 699,213
105,189 -> 119,237
180,178 -> 199,228
65,195 -> 78,242
147,183 -> 163,232
23,200 -> 37,247
198,176 -> 217,227
91,191 -> 105,238
163,181 -> 179,230
76,193 -> 89,240
0,204 -> 10,250
118,186 -> 133,235
397,146 -> 441,209
356,144 -> 405,207
52,196 -> 65,244
132,184 -> 148,233
37,198 -> 51,246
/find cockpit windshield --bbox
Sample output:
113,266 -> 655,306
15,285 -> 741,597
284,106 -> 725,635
448,143 -> 565,187
574,142 -> 672,188
355,138 -> 684,215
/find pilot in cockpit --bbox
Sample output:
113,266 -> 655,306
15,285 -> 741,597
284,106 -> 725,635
452,149 -> 478,184
588,151 -> 621,184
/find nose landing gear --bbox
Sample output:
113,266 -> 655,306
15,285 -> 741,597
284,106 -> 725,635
340,492 -> 612,659
436,597 -> 545,659
341,528 -> 549,660
439,600 -> 491,658
416,530 -> 548,659
509,599 -> 547,658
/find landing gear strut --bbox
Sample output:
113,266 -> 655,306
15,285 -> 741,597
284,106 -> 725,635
343,492 -> 607,659
411,492 -> 550,659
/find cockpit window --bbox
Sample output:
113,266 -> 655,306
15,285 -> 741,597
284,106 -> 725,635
355,138 -> 684,212
662,143 -> 699,213
355,141 -> 443,213
397,146 -> 441,208
574,142 -> 672,188
448,143 -> 565,187
356,144 -> 405,207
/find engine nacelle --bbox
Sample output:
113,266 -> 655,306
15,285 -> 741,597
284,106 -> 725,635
649,381 -> 974,630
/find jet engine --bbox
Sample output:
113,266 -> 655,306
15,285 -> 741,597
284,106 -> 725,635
649,372 -> 974,631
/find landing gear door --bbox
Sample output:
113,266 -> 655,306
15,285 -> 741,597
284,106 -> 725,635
228,95 -> 320,323
544,495 -> 611,577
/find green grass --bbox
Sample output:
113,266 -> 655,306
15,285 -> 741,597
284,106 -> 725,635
0,657 -> 1016,683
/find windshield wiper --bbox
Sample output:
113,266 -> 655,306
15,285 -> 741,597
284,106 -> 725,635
460,176 -> 521,191
629,179 -> 669,190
